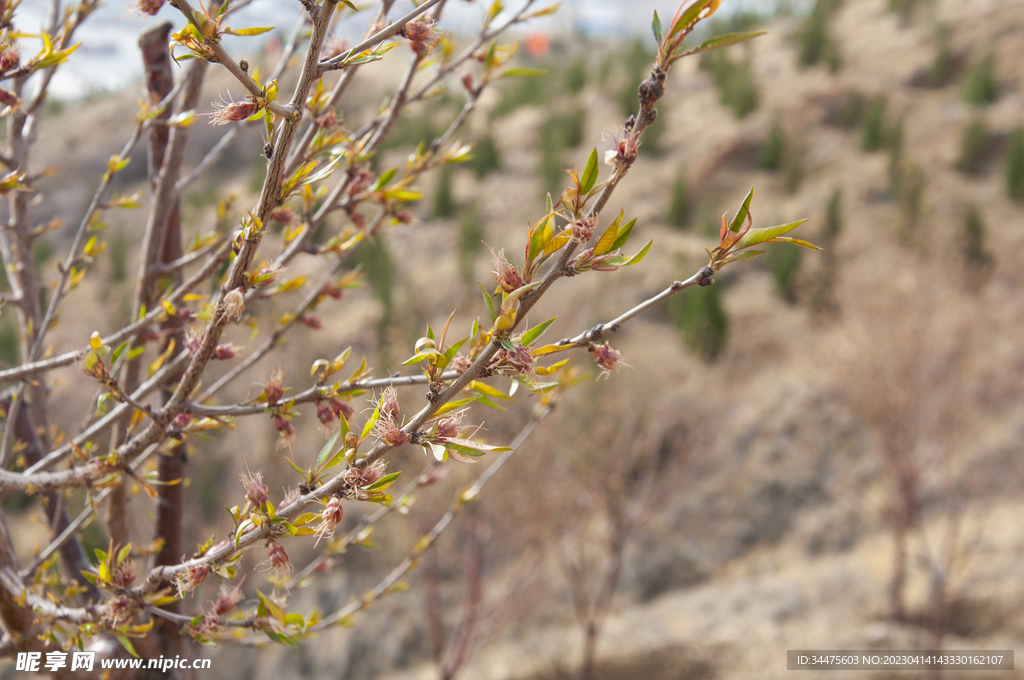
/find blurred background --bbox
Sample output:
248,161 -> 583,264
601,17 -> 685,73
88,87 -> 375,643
2,0 -> 1023,678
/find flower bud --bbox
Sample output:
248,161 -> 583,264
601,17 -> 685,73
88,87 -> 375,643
211,99 -> 257,126
214,343 -> 238,360
0,88 -> 19,108
223,287 -> 245,321
0,44 -> 19,73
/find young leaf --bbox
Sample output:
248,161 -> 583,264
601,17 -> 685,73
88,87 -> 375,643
477,282 -> 497,323
316,431 -> 341,467
594,212 -> 623,255
729,187 -> 754,233
365,471 -> 401,491
469,380 -> 513,400
520,317 -> 557,346
501,68 -> 547,78
580,147 -> 599,194
652,10 -> 663,43
733,219 -> 810,250
671,0 -> 720,36
610,217 -> 637,252
686,31 -> 766,56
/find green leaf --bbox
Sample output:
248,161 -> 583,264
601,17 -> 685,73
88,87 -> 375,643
478,281 -> 497,323
580,147 -> 599,194
223,25 -> 275,36
652,10 -> 663,42
256,589 -> 285,624
671,0 -> 717,35
443,337 -> 468,363
476,395 -> 507,411
265,630 -> 299,648
115,634 -> 139,658
340,0 -> 357,9
316,432 -> 341,467
369,168 -> 396,193
733,219 -> 809,250
469,380 -> 513,400
365,471 -> 401,491
622,239 -> 652,266
500,68 -> 547,78
520,317 -> 557,347
110,341 -> 129,364
433,397 -> 474,416
767,236 -> 821,250
528,212 -> 557,260
593,211 -> 623,256
687,31 -> 766,55
602,240 -> 652,267
610,217 -> 637,252
360,407 -> 379,440
442,437 -> 512,454
718,249 -> 765,266
729,187 -> 754,233
401,348 -> 443,365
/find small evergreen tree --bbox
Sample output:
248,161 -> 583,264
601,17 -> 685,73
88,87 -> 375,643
758,120 -> 786,170
961,205 -> 991,273
669,281 -> 728,362
957,118 -> 989,174
668,171 -> 691,228
433,166 -> 455,218
1005,127 -> 1024,200
862,98 -> 886,151
472,132 -> 502,179
962,55 -> 998,107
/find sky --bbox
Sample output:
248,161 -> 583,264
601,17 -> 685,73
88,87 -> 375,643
17,0 -> 783,100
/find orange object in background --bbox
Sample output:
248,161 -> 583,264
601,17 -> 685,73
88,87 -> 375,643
524,31 -> 549,57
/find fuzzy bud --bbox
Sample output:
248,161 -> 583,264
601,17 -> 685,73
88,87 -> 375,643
265,539 -> 291,577
572,214 -> 599,243
105,595 -> 132,625
380,386 -> 400,420
214,343 -> 239,360
301,315 -> 323,330
449,354 -> 472,374
315,494 -> 344,545
185,328 -> 205,356
436,416 -> 461,439
213,583 -> 243,617
590,341 -> 626,379
491,248 -> 524,293
401,21 -> 433,43
112,559 -> 136,589
320,281 -> 344,300
0,88 -> 19,108
135,0 -> 164,15
175,564 -> 210,597
223,287 -> 245,321
0,45 -> 19,73
317,400 -> 335,426
348,166 -> 373,197
241,470 -> 269,508
274,415 -> 294,438
263,369 -> 285,405
211,99 -> 257,126
271,207 -> 296,225
314,109 -> 338,130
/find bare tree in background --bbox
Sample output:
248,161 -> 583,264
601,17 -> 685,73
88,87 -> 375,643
0,0 -> 814,675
